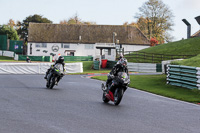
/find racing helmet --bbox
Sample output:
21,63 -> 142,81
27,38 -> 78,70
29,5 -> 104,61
57,56 -> 64,63
119,54 -> 123,59
118,58 -> 127,66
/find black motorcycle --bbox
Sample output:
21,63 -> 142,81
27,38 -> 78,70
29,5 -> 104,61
102,72 -> 130,105
46,64 -> 64,89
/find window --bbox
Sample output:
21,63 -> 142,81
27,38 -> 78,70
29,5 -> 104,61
64,44 -> 70,48
35,43 -> 47,48
61,43 -> 70,48
66,52 -> 74,56
108,49 -> 111,55
85,44 -> 94,49
30,44 -> 32,55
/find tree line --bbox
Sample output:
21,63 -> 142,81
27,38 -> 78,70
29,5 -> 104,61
0,0 -> 174,45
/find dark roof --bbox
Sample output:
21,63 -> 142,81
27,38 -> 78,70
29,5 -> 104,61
28,23 -> 150,45
192,30 -> 200,37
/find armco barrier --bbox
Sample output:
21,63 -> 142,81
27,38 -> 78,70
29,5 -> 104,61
0,50 -> 15,57
127,63 -> 162,72
0,62 -> 83,74
167,65 -> 200,90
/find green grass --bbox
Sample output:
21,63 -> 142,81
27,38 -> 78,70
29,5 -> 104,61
91,74 -> 200,104
0,56 -> 15,61
125,37 -> 200,63
171,54 -> 200,67
140,37 -> 200,55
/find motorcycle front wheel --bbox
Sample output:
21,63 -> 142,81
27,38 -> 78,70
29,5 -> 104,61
49,76 -> 55,89
114,88 -> 123,105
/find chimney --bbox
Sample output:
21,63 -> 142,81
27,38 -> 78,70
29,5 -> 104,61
182,19 -> 191,39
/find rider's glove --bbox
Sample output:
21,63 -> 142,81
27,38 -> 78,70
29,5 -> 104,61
110,74 -> 114,79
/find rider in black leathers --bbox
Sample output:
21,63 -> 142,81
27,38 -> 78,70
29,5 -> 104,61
44,56 -> 65,84
105,58 -> 129,95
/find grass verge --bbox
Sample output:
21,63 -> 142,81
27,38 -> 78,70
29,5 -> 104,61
0,56 -> 15,61
91,74 -> 200,104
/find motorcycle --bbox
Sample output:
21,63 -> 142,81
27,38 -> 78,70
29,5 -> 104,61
46,63 -> 64,89
102,72 -> 130,105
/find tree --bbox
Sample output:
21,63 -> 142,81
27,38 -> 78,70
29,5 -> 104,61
60,13 -> 96,25
7,19 -> 15,28
18,14 -> 52,40
135,0 -> 174,43
150,37 -> 158,46
0,25 -> 19,40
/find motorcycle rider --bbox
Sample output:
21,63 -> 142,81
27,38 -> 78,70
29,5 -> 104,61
44,56 -> 65,85
117,54 -> 123,62
105,57 -> 129,101
26,56 -> 31,63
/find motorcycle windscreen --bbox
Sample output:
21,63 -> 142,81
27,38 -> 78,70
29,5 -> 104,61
117,72 -> 129,83
54,63 -> 64,74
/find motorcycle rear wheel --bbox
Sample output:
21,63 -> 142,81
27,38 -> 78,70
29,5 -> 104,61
46,83 -> 49,88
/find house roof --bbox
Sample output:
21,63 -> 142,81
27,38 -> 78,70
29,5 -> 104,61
192,29 -> 200,37
28,23 -> 150,45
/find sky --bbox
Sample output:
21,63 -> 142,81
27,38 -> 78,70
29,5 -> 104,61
0,0 -> 200,41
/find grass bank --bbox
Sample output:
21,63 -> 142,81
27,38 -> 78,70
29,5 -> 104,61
125,37 -> 200,63
171,54 -> 200,67
140,37 -> 200,55
91,74 -> 200,104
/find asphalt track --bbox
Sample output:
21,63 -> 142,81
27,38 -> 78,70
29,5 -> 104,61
0,74 -> 200,133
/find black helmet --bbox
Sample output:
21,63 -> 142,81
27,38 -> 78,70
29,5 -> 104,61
57,56 -> 64,63
119,54 -> 123,59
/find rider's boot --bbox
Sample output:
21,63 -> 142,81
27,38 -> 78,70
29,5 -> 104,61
102,83 -> 106,91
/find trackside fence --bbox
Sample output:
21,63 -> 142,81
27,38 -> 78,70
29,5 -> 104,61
0,62 -> 83,74
167,65 -> 200,90
125,51 -> 196,63
128,63 -> 162,72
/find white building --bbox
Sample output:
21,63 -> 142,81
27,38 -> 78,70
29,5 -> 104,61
28,23 -> 150,60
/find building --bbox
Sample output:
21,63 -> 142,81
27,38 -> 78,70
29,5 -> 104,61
191,30 -> 200,37
27,23 -> 150,60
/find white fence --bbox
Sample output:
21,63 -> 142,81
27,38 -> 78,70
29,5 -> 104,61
0,50 -> 15,57
0,62 -> 83,74
128,63 -> 157,73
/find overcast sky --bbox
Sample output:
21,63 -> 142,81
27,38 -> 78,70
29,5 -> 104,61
0,0 -> 200,41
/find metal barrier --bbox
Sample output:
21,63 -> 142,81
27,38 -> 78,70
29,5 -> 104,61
0,50 -> 15,57
167,65 -> 200,89
127,63 -> 162,72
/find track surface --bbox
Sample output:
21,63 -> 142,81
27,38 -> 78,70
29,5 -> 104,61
0,75 -> 200,133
